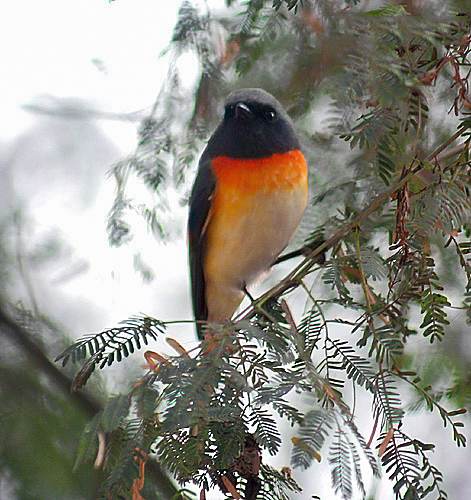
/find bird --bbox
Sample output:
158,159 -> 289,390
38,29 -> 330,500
188,88 -> 308,339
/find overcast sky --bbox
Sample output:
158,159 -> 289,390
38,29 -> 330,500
0,0 -> 205,362
0,0 -> 184,140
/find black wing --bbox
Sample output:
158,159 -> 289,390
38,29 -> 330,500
188,158 -> 216,339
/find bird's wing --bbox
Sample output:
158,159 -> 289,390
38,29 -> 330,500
188,157 -> 216,339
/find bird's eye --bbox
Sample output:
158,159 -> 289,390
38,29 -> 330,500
224,105 -> 234,120
265,109 -> 276,122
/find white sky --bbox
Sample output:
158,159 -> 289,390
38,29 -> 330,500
0,0 -> 186,140
0,0 -> 202,349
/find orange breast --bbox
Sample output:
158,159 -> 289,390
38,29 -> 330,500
211,149 -> 307,193
203,149 -> 308,322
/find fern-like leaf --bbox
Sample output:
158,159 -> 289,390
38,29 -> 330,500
249,407 -> 281,456
420,278 -> 450,343
55,316 -> 166,388
328,338 -> 376,392
259,464 -> 302,500
329,428 -> 353,500
291,408 -> 335,469
373,371 -> 404,431
344,418 -> 381,479
298,306 -> 324,354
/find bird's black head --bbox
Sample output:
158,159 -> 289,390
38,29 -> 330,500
202,88 -> 300,160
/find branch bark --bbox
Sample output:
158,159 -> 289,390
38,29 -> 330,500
0,306 -> 180,500
239,132 -> 464,321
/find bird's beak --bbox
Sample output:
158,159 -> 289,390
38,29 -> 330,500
234,102 -> 253,120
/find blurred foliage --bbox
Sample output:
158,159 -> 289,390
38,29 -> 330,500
3,1 -> 471,500
0,361 -> 101,500
0,303 -> 103,499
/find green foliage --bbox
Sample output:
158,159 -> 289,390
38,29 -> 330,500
327,338 -> 376,392
291,408 -> 335,469
258,464 -> 302,500
378,429 -> 449,500
329,429 -> 354,500
395,370 -> 467,448
419,275 -> 450,343
55,316 -> 166,389
57,2 -> 471,500
249,406 -> 282,455
0,360 -> 103,499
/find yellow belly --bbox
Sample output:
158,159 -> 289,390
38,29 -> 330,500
204,151 -> 308,322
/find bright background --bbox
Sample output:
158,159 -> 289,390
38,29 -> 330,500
0,0 -> 203,389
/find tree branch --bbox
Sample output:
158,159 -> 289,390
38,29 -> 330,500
0,306 -> 180,500
240,133 -> 465,321
0,306 -> 101,417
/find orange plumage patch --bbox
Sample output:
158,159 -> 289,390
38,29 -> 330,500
203,149 -> 308,323
211,150 -> 307,192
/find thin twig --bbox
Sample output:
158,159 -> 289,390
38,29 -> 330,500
238,163 -> 422,321
238,129 -> 466,322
